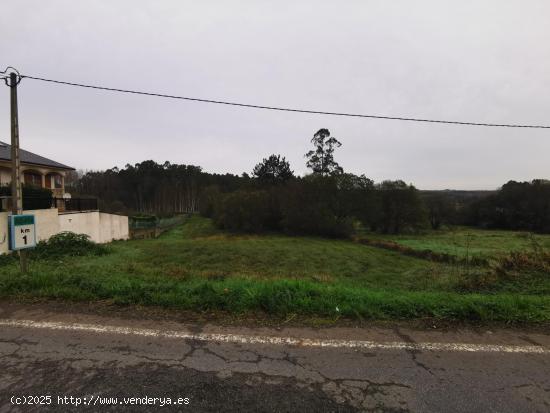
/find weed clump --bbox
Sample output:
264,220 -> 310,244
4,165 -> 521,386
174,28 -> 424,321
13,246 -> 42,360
493,251 -> 550,277
32,232 -> 109,260
457,238 -> 550,292
493,235 -> 550,277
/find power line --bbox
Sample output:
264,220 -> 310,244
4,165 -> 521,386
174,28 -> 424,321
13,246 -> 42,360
14,73 -> 550,129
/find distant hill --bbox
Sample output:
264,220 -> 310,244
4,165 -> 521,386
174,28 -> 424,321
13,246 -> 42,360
420,189 -> 495,199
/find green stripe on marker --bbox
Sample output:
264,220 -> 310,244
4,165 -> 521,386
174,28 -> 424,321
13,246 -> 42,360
13,215 -> 34,226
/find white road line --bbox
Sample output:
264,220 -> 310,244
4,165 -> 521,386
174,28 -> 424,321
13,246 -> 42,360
0,318 -> 548,354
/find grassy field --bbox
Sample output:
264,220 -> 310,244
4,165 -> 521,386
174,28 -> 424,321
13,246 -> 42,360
358,226 -> 550,261
0,216 -> 549,323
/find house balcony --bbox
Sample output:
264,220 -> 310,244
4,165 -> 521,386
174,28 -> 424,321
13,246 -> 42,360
0,165 -> 67,194
22,170 -> 66,195
0,195 -> 98,213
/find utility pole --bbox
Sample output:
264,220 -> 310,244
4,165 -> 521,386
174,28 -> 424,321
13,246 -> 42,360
9,71 -> 28,273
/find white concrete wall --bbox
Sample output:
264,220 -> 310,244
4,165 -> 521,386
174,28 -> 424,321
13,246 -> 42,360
35,209 -> 61,241
99,213 -> 129,243
58,211 -> 129,243
58,211 -> 101,242
0,209 -> 129,254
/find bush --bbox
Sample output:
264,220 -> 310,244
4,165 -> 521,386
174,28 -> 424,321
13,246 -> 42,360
279,177 -> 354,238
31,232 -> 109,260
214,190 -> 278,233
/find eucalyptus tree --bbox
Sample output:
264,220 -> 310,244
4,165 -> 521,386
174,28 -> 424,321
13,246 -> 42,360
305,128 -> 343,176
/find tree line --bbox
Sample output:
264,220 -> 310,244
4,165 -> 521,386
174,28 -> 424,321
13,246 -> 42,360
465,179 -> 550,233
71,160 -> 245,216
68,128 -> 550,235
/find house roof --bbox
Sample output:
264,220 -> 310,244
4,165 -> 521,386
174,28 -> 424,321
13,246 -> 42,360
0,140 -> 74,171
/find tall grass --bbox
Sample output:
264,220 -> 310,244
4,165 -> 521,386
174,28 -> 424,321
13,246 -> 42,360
0,270 -> 548,322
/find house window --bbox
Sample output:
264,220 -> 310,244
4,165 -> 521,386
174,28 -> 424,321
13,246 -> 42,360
53,175 -> 63,189
24,172 -> 42,187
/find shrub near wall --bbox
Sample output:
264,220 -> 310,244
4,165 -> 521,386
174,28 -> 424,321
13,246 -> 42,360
31,232 -> 108,259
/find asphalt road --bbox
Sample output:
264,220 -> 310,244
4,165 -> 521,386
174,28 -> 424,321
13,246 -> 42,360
0,303 -> 549,412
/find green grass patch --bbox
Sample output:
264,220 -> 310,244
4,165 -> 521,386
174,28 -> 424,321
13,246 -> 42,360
358,226 -> 550,261
1,216 -> 549,323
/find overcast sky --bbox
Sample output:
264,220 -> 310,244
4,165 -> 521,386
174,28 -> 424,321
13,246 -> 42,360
1,1 -> 549,189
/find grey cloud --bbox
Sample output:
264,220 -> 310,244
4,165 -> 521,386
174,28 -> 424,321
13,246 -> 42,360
1,0 -> 549,189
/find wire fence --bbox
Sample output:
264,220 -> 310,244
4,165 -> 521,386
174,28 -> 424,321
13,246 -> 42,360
129,214 -> 187,239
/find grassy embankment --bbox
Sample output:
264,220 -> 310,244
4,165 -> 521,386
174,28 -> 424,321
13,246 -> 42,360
0,216 -> 549,323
